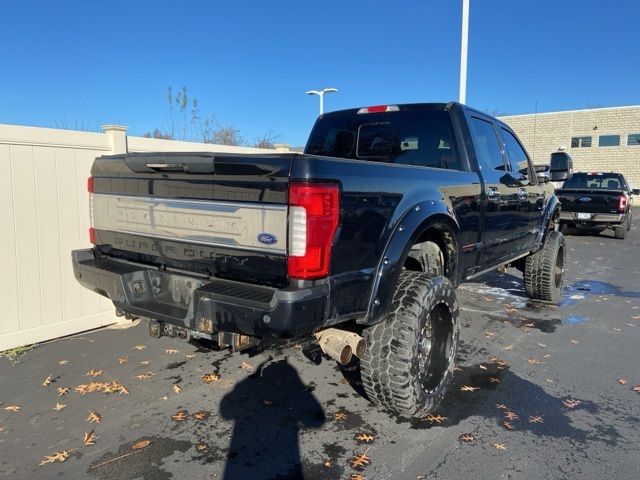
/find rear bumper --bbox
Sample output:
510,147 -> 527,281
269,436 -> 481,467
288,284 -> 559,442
72,249 -> 328,338
559,211 -> 625,225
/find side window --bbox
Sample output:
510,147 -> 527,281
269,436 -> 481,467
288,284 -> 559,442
500,128 -> 531,175
468,117 -> 506,173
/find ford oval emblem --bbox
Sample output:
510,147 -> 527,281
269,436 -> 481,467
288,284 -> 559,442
579,197 -> 592,202
257,233 -> 277,245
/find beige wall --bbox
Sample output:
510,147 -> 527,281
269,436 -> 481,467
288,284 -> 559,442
499,106 -> 640,187
0,123 -> 279,351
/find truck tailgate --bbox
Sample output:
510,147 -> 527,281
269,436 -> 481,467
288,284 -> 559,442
90,152 -> 292,287
556,189 -> 623,214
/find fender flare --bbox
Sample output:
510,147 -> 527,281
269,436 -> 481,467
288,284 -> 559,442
359,201 -> 461,326
537,195 -> 561,246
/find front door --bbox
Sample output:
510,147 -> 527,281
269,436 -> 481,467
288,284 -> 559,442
467,115 -> 527,265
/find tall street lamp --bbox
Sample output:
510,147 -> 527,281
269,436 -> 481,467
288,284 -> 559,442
305,88 -> 338,115
459,0 -> 470,104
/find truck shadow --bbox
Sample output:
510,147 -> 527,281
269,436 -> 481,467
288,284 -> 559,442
218,358 -> 326,480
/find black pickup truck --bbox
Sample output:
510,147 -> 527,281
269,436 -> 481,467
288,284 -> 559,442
557,172 -> 638,239
73,102 -> 571,416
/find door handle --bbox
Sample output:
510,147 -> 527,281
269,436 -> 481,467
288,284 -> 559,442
487,187 -> 499,200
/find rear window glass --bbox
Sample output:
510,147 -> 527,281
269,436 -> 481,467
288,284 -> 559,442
563,173 -> 626,190
305,110 -> 463,171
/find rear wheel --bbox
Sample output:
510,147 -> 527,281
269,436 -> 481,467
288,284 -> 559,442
614,224 -> 627,239
626,214 -> 632,232
523,231 -> 566,303
360,272 -> 459,417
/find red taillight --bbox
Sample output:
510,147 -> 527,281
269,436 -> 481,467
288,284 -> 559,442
87,176 -> 94,193
619,195 -> 627,212
287,182 -> 340,280
89,227 -> 96,244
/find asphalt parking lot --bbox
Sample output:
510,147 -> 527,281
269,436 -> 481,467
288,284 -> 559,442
2,223 -> 640,480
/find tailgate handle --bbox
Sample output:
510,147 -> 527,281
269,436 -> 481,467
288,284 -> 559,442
146,163 -> 187,172
124,155 -> 215,174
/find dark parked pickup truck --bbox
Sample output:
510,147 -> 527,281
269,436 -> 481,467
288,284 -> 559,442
73,102 -> 571,416
557,172 -> 639,239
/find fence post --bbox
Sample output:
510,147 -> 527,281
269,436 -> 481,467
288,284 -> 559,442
102,125 -> 128,154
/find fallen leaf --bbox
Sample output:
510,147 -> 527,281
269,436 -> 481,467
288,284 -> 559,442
459,433 -> 475,442
86,369 -> 103,378
495,403 -> 508,410
483,297 -> 494,302
423,414 -> 447,424
460,385 -> 479,392
355,433 -> 375,442
504,411 -> 518,421
618,378 -> 628,385
184,354 -> 196,359
42,374 -> 53,386
118,356 -> 128,365
165,349 -> 180,354
131,345 -> 146,350
527,359 -> 544,366
133,372 -> 154,381
5,405 -> 21,412
192,411 -> 209,421
83,430 -> 98,446
196,443 -> 209,452
503,421 -> 515,430
350,474 -> 366,480
492,443 -> 507,451
39,450 -> 69,466
57,387 -> 70,396
570,339 -> 579,344
86,412 -> 102,423
132,439 -> 152,450
172,411 -> 188,421
173,384 -> 182,394
261,400 -> 273,406
632,385 -> 640,393
58,360 -> 69,365
537,343 -> 546,347
333,412 -> 348,421
489,377 -> 500,384
529,415 -> 544,424
350,452 -> 372,469
503,344 -> 514,350
139,360 -> 150,366
201,373 -> 220,383
479,364 -> 488,371
240,361 -> 253,370
563,399 -> 581,409
53,402 -> 66,411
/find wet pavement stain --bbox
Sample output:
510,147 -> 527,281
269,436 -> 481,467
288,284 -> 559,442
88,436 -> 192,480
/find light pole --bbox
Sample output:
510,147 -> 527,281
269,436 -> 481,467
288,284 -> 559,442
305,88 -> 338,115
459,0 -> 470,104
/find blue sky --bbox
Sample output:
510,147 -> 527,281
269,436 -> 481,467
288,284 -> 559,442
1,0 -> 638,146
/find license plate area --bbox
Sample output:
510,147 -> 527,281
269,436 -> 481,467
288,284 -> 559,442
577,213 -> 591,220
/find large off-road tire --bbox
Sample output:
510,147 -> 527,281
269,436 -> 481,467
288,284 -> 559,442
360,272 -> 459,417
614,224 -> 627,239
523,231 -> 566,303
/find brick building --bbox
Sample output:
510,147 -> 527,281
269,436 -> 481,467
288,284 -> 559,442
499,106 -> 640,187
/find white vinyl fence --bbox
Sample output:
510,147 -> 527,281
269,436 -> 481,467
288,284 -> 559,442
0,123 -> 282,351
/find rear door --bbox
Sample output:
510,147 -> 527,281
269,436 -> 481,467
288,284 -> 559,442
466,114 -> 528,264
